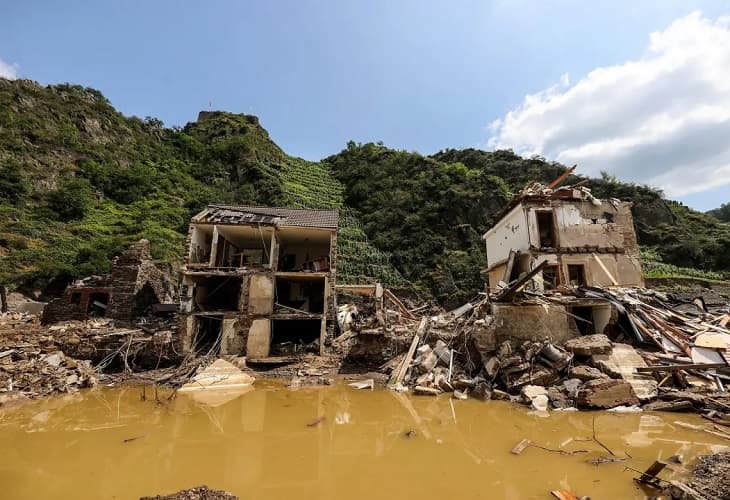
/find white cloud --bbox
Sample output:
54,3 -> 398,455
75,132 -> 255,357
488,12 -> 730,197
0,57 -> 17,80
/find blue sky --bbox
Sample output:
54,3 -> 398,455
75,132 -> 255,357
2,1 -> 729,210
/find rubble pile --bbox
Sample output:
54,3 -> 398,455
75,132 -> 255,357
0,347 -> 98,404
0,314 -> 181,404
0,311 -> 40,332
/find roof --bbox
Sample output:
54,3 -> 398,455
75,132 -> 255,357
194,205 -> 339,229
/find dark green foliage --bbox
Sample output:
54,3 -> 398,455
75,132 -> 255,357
45,177 -> 95,221
0,157 -> 30,204
708,202 -> 730,223
324,143 -> 511,305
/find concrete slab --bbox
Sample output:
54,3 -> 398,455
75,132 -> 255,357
179,359 -> 255,392
592,343 -> 657,402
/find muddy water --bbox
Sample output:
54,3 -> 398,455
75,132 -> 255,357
1,383 -> 728,500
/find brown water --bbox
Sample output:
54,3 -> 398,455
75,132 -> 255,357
1,382 -> 728,500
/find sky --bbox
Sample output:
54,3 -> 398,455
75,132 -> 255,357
1,1 -> 729,210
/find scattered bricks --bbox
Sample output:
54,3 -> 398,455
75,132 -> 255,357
576,379 -> 639,409
563,334 -> 612,356
484,356 -> 501,379
547,386 -> 570,409
414,385 -> 441,396
508,366 -> 560,391
569,365 -> 609,382
41,351 -> 65,367
472,381 -> 492,401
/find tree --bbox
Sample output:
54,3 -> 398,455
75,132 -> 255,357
0,159 -> 30,204
45,177 -> 95,221
707,202 -> 730,223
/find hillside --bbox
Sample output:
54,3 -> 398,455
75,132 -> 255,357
1,78 -> 728,304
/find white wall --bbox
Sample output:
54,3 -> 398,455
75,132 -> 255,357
484,205 -> 530,267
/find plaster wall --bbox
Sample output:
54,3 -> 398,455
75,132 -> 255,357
484,205 -> 530,267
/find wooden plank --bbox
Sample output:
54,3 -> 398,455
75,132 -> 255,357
388,317 -> 428,386
674,421 -> 730,440
510,438 -> 531,455
502,250 -> 517,284
496,260 -> 548,302
383,288 -> 417,320
591,253 -> 618,286
720,314 -> 730,328
638,460 -> 667,485
637,363 -> 727,373
547,165 -> 577,189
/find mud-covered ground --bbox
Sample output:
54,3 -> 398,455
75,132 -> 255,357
687,452 -> 730,499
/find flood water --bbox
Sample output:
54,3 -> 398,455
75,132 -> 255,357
1,382 -> 728,500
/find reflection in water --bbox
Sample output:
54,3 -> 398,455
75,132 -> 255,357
0,382 -> 728,500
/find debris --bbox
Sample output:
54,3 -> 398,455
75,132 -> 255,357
635,460 -> 667,489
642,400 -> 694,412
452,390 -> 468,400
564,334 -> 612,356
140,485 -> 238,500
306,416 -> 325,427
592,343 -> 658,402
510,438 -> 531,455
348,379 -> 374,390
179,359 -> 255,392
569,365 -> 608,382
577,379 -> 639,409
531,394 -> 549,411
413,385 -> 441,396
521,384 -> 547,403
673,420 -> 730,440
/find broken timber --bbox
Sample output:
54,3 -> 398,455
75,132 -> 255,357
389,317 -> 429,386
495,260 -> 548,302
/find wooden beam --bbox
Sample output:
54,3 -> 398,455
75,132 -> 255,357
591,253 -> 618,286
389,317 -> 428,386
495,260 -> 548,302
636,363 -> 727,373
383,288 -> 417,320
547,165 -> 577,189
502,250 -> 517,284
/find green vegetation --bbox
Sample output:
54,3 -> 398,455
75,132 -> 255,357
640,249 -> 725,281
0,78 -> 728,302
708,202 -> 730,223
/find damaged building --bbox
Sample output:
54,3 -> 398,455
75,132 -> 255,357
42,239 -> 175,325
179,205 -> 338,359
481,179 -> 644,344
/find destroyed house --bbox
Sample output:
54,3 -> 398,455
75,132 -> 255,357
483,183 -> 643,293
180,205 -> 339,358
42,239 -> 174,325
